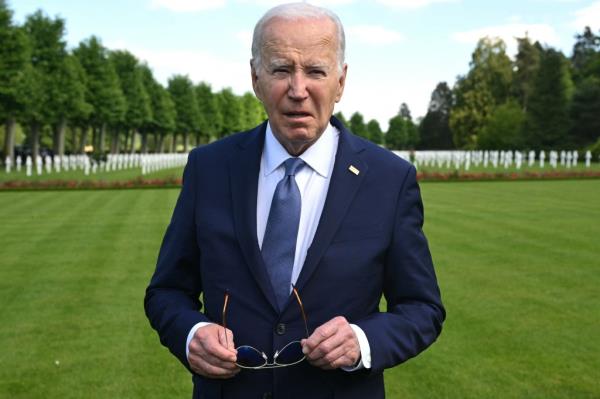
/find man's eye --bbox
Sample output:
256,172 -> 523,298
309,70 -> 326,77
273,68 -> 289,74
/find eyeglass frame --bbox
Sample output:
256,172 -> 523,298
222,285 -> 310,369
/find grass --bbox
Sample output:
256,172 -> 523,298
0,180 -> 599,398
0,165 -> 184,183
415,162 -> 600,174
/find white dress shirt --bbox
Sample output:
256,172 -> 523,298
186,122 -> 371,370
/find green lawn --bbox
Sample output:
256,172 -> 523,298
0,165 -> 184,183
0,180 -> 599,398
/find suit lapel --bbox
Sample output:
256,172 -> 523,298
229,123 -> 279,313
295,120 -> 368,292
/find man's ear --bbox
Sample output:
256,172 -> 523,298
335,64 -> 348,103
250,60 -> 262,101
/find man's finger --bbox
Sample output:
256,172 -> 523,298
190,351 -> 239,372
304,330 -> 344,360
189,324 -> 239,378
302,320 -> 339,352
193,326 -> 237,362
189,354 -> 240,378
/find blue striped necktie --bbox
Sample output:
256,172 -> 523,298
262,157 -> 305,310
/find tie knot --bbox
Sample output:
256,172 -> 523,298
283,157 -> 305,176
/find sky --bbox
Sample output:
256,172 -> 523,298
8,0 -> 600,129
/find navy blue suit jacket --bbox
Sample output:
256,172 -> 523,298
145,117 -> 445,399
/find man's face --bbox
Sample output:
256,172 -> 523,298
251,17 -> 347,155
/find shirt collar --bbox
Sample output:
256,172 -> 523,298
263,122 -> 337,178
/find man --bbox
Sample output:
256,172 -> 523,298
145,3 -> 444,398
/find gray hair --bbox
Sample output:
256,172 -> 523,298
251,2 -> 346,74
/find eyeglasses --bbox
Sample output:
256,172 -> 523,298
222,286 -> 309,369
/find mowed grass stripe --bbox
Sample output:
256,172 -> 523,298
0,190 -> 187,398
1,181 -> 599,398
0,192 -> 109,322
384,180 -> 600,399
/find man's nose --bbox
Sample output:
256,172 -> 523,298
288,72 -> 309,100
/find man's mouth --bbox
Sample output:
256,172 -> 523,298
283,111 -> 312,119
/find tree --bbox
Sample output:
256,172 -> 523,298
523,47 -> 574,149
51,54 -> 91,156
418,82 -> 454,149
513,36 -> 541,112
386,114 -> 407,150
240,92 -> 266,132
450,77 -> 494,149
478,100 -> 525,149
0,0 -> 29,163
349,112 -> 369,140
74,36 -> 125,154
215,88 -> 243,138
366,119 -> 384,145
195,82 -> 221,143
569,27 -> 600,148
110,50 -> 152,153
140,64 -> 176,152
168,75 -> 200,151
450,37 -> 513,148
399,103 -> 411,120
569,76 -> 600,147
571,27 -> 600,83
386,104 -> 419,150
400,103 -> 419,148
333,111 -> 348,125
21,10 -> 67,161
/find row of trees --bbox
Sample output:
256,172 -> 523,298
338,28 -> 600,152
2,1 -> 599,161
448,30 -> 600,151
0,2 -> 266,162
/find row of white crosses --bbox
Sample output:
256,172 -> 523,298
140,154 -> 188,175
3,150 -> 596,175
392,150 -> 595,170
3,154 -> 92,176
4,153 -> 188,176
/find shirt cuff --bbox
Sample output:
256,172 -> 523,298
341,324 -> 371,372
185,322 -> 214,362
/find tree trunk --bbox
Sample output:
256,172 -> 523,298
71,126 -> 78,154
4,117 -> 17,164
153,131 -> 159,153
110,129 -> 120,154
30,122 -> 41,162
171,133 -> 177,153
99,124 -> 107,154
130,129 -> 137,153
53,119 -> 67,157
122,129 -> 130,153
141,131 -> 148,154
91,126 -> 99,153
183,132 -> 189,152
79,126 -> 89,154
157,134 -> 165,153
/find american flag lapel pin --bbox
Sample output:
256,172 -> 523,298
348,165 -> 360,175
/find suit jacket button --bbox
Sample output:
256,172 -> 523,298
276,323 -> 286,335
263,392 -> 272,399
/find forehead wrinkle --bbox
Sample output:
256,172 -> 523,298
261,42 -> 337,71
260,18 -> 338,58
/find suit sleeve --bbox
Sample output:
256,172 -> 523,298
144,150 -> 209,371
355,165 -> 445,373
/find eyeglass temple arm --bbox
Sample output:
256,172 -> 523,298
292,286 -> 309,337
222,291 -> 230,348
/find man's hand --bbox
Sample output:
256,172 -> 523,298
301,316 -> 360,370
187,324 -> 239,379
